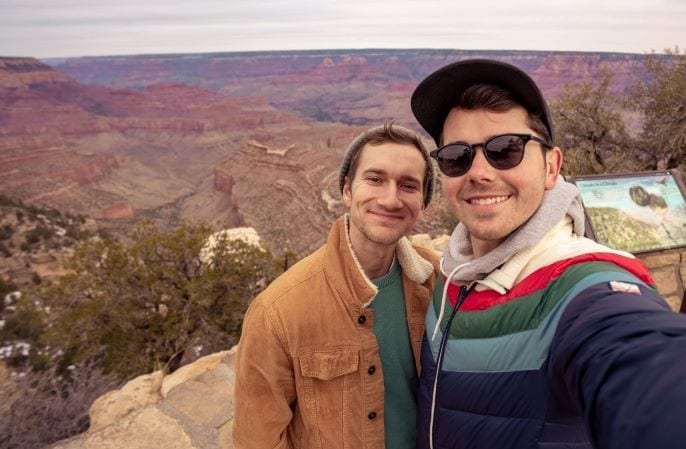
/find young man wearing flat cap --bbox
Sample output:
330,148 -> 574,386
411,59 -> 686,449
233,123 -> 439,449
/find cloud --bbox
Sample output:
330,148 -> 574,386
0,0 -> 683,57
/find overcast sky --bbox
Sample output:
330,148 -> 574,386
1,0 -> 684,58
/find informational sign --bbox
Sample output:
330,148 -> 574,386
568,170 -> 686,253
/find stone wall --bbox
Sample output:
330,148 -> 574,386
636,248 -> 686,312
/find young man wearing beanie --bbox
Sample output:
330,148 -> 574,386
233,123 -> 439,449
411,59 -> 686,449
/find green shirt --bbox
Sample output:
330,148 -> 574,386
371,260 -> 418,449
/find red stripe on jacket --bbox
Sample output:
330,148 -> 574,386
447,253 -> 655,310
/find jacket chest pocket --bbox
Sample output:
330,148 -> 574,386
297,349 -> 360,437
300,349 -> 359,380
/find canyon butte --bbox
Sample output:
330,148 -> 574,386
1,49 -> 654,261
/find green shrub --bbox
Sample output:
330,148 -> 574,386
37,221 -> 279,380
0,242 -> 11,257
0,224 -> 13,241
0,277 -> 18,299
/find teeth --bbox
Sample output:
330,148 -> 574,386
470,196 -> 508,205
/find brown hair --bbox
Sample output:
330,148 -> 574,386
341,122 -> 435,208
441,83 -> 551,147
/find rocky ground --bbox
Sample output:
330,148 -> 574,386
0,195 -> 99,289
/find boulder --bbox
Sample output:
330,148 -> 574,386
50,347 -> 237,449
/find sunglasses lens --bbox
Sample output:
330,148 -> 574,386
433,134 -> 533,177
484,135 -> 526,169
436,144 -> 472,177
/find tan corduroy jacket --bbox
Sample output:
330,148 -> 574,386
233,216 -> 438,449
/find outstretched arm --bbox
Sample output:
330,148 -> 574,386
233,299 -> 296,449
549,282 -> 686,449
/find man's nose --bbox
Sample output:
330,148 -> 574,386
377,183 -> 403,209
466,147 -> 496,180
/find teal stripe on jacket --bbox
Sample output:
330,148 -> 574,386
426,264 -> 648,373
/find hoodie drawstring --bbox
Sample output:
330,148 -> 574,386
431,259 -> 470,341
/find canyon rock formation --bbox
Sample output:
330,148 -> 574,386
1,50 -> 656,260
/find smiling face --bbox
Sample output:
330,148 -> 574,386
441,106 -> 562,257
343,141 -> 426,253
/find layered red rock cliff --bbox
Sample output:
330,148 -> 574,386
2,50 -> 664,256
0,56 -> 317,234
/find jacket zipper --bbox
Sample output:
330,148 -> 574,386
429,282 -> 475,449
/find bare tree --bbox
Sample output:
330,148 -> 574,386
631,47 -> 686,175
551,68 -> 643,176
0,361 -> 120,449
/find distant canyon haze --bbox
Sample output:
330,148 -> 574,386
0,49 -> 655,258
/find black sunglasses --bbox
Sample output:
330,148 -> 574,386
429,133 -> 552,177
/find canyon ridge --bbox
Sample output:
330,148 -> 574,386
0,49 -> 656,262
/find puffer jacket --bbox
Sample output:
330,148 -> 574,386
418,217 -> 686,449
234,215 -> 438,449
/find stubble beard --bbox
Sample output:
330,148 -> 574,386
357,221 -> 405,247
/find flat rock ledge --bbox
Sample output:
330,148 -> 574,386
50,347 -> 237,449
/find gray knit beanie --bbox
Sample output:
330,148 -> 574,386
338,123 -> 435,208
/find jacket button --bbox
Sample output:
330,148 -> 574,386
358,315 -> 366,324
368,365 -> 376,375
368,411 -> 377,420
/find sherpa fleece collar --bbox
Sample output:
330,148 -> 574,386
343,214 -> 435,305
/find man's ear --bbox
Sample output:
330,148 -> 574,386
545,146 -> 563,190
342,178 -> 352,208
